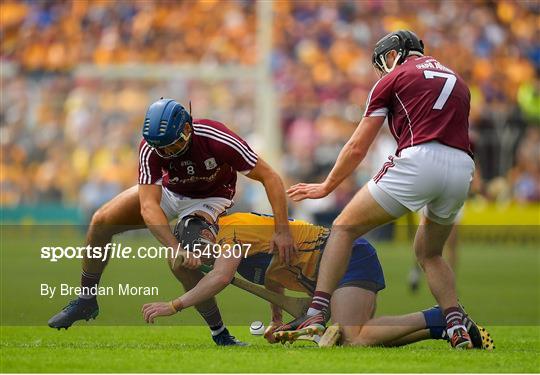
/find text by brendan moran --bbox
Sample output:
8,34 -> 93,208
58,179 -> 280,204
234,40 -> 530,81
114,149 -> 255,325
40,283 -> 159,299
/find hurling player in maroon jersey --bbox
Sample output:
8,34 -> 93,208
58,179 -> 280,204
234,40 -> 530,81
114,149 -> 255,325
279,31 -> 478,349
48,99 -> 295,346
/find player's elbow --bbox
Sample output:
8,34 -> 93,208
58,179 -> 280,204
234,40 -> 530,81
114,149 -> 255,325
139,205 -> 150,220
140,200 -> 159,221
347,142 -> 367,160
213,271 -> 234,287
261,169 -> 282,186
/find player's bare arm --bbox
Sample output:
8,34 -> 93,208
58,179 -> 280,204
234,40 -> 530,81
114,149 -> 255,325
138,184 -> 200,270
287,116 -> 385,202
246,159 -> 295,265
263,277 -> 285,343
264,277 -> 284,324
142,256 -> 241,323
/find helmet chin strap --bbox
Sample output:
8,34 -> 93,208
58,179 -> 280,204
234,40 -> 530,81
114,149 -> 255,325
379,51 -> 402,74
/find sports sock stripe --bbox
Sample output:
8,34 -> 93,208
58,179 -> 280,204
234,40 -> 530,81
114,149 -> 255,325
444,306 -> 465,330
199,306 -> 220,318
312,296 -> 330,303
81,271 -> 101,279
308,290 -> 332,315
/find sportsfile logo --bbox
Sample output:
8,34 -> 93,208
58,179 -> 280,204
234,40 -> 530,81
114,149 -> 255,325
40,243 -> 175,262
40,243 -> 251,262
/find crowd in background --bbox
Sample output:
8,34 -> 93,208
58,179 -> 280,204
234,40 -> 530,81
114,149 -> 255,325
1,0 -> 539,220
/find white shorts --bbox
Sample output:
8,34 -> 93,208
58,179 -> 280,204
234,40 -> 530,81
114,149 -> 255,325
367,142 -> 474,225
160,187 -> 233,222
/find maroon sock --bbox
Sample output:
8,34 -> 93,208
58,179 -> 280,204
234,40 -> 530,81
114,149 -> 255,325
80,271 -> 101,299
444,306 -> 464,330
308,291 -> 331,315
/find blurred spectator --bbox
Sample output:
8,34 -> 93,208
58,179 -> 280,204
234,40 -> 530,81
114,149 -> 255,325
0,75 -> 256,205
507,127 -> 540,202
1,0 -> 539,216
79,170 -> 122,224
1,0 -> 256,70
517,79 -> 540,124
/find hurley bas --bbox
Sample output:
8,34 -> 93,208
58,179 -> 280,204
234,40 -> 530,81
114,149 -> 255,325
41,283 -> 159,299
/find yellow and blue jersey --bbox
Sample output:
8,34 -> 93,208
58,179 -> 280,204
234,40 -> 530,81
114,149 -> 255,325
216,212 -> 328,293
216,212 -> 385,294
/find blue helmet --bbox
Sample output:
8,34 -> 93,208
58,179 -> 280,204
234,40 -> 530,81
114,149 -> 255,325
142,98 -> 193,154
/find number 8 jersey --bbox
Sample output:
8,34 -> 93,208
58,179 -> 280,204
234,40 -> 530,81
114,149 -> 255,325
138,119 -> 258,199
364,55 -> 472,157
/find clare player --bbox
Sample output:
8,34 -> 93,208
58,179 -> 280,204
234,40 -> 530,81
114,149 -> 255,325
141,212 -> 493,349
280,30 -> 478,349
48,98 -> 295,346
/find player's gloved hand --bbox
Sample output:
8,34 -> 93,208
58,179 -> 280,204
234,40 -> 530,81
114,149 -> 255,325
263,321 -> 283,344
171,248 -> 201,270
142,299 -> 182,323
287,182 -> 331,202
270,231 -> 296,265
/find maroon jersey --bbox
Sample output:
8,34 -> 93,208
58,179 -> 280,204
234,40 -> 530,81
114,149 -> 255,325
364,55 -> 472,157
138,119 -> 258,199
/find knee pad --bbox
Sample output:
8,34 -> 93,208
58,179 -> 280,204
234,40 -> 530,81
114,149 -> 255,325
173,215 -> 218,249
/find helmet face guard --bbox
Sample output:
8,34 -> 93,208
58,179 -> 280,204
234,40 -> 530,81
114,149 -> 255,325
153,125 -> 192,159
372,30 -> 424,74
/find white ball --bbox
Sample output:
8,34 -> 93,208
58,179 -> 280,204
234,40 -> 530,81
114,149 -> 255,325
249,320 -> 265,335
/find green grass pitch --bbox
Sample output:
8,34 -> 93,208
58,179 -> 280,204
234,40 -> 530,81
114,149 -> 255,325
1,326 -> 539,373
1,229 -> 539,372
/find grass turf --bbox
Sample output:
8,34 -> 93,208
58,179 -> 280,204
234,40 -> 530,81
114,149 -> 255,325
1,326 -> 539,373
1,229 -> 539,372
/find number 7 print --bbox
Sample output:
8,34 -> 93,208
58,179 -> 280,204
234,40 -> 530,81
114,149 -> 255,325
423,70 -> 457,110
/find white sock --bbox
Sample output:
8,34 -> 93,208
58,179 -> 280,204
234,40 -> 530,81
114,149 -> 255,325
211,325 -> 226,336
447,324 -> 467,337
307,307 -> 322,316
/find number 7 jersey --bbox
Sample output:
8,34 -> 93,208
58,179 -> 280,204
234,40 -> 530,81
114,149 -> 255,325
364,55 -> 472,157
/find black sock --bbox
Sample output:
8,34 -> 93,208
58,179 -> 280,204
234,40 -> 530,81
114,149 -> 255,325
80,270 -> 101,299
196,304 -> 225,336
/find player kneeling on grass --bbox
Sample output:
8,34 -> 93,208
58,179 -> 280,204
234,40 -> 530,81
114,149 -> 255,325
47,98 -> 295,347
141,212 -> 493,349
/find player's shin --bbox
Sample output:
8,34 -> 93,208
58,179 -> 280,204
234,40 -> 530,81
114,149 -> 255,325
79,270 -> 102,299
79,252 -> 108,300
349,312 -> 426,346
196,301 -> 225,336
308,229 -> 355,316
382,330 -> 432,347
